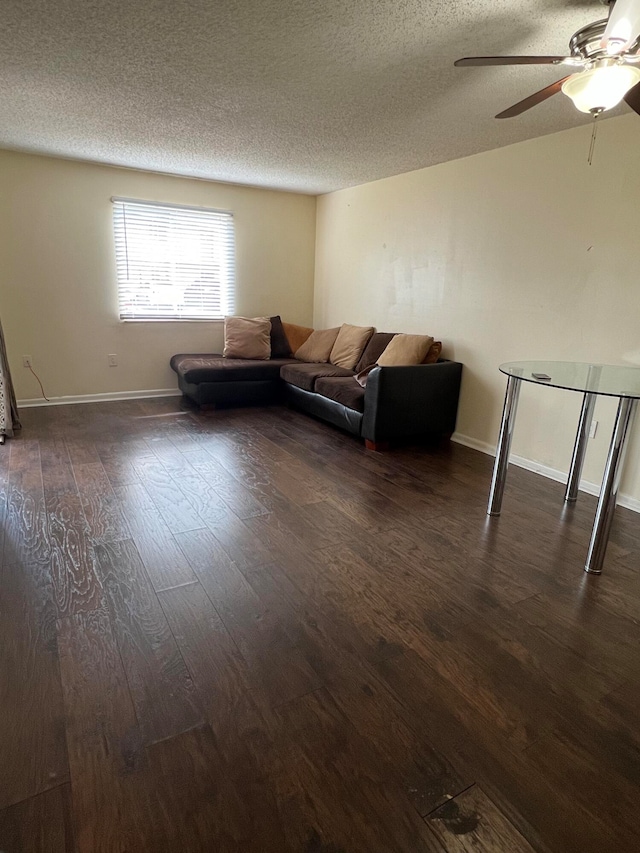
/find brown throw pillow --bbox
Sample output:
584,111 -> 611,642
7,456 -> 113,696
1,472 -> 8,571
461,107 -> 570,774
295,327 -> 340,363
354,332 -> 396,374
329,324 -> 375,370
269,315 -> 292,358
377,334 -> 434,366
423,341 -> 442,364
282,322 -> 314,354
223,316 -> 271,360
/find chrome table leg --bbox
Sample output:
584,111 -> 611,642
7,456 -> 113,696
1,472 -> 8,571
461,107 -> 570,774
488,375 -> 521,517
585,397 -> 637,574
565,392 -> 596,503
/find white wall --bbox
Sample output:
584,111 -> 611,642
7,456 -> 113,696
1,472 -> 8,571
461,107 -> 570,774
314,114 -> 640,504
0,150 -> 316,400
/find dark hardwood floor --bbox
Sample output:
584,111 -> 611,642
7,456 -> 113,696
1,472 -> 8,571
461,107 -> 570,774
1,397 -> 640,852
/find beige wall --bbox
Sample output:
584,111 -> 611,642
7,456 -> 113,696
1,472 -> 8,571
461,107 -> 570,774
314,114 -> 640,505
0,150 -> 316,400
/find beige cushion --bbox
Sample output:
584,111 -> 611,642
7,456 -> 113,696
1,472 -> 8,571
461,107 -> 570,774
295,327 -> 340,363
377,333 -> 434,366
329,323 -> 375,370
282,322 -> 314,353
223,316 -> 271,360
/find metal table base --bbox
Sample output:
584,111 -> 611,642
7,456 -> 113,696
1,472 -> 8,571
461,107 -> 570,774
488,366 -> 639,575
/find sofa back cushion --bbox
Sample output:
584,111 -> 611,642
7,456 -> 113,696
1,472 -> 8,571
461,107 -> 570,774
354,332 -> 396,374
223,316 -> 271,360
329,324 -> 375,370
282,322 -> 314,354
377,334 -> 434,366
295,327 -> 340,363
269,315 -> 292,358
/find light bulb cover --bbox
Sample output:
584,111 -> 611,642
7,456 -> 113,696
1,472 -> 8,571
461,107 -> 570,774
561,64 -> 640,113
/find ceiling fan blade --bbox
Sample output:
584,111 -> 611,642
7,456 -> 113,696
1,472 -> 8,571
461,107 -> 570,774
624,80 -> 640,112
495,76 -> 571,118
454,55 -> 569,67
602,0 -> 640,53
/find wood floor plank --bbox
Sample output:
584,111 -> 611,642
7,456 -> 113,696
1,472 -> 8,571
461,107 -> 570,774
157,583 -> 289,851
64,438 -> 100,467
274,687 -> 445,852
132,457 -> 205,533
3,450 -> 50,568
0,443 -> 9,559
56,607 -> 143,853
94,440 -> 141,488
426,785 -> 537,852
151,449 -> 238,526
132,723 -> 287,853
0,784 -> 75,853
72,462 -> 132,544
157,581 -> 251,731
175,528 -> 322,705
372,647 -> 628,853
38,437 -> 72,473
46,491 -> 104,617
0,558 -> 69,809
206,511 -> 273,570
179,449 -> 270,519
522,726 -> 640,850
203,434 -> 326,511
94,539 -> 203,744
114,482 -> 198,591
242,557 -> 472,818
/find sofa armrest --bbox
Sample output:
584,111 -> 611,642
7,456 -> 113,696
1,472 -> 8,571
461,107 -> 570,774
361,359 -> 463,442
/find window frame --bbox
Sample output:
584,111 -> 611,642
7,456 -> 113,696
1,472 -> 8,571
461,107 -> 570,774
111,196 -> 236,323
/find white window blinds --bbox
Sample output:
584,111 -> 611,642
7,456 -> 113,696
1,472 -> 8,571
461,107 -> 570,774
112,198 -> 235,320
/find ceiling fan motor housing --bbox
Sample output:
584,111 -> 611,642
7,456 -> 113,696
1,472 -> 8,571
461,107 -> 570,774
569,19 -> 640,61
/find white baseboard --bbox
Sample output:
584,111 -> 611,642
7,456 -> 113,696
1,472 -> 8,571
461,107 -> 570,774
452,431 -> 640,515
18,388 -> 182,408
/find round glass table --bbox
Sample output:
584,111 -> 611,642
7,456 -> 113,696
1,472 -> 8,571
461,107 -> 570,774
488,361 -> 640,574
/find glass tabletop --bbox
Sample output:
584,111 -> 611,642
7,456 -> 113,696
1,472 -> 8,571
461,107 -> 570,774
500,361 -> 640,399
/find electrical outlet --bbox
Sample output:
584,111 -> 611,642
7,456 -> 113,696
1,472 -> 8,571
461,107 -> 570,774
108,354 -> 118,367
589,420 -> 598,439
23,355 -> 32,368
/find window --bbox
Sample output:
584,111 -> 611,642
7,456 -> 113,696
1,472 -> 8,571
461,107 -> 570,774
112,198 -> 235,320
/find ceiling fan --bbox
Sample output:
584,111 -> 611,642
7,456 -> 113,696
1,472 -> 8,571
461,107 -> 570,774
455,0 -> 640,119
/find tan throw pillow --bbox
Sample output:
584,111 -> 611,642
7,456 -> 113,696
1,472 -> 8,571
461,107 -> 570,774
377,334 -> 434,366
223,316 -> 271,360
282,322 -> 314,353
329,324 -> 375,370
295,327 -> 340,363
423,341 -> 442,364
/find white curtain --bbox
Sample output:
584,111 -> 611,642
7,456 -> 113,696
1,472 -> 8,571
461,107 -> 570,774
0,317 -> 19,439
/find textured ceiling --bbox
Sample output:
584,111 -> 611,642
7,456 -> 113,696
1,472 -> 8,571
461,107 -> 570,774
0,0 -> 627,193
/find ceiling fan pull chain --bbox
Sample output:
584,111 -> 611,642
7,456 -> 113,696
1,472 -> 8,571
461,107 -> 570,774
587,112 -> 600,166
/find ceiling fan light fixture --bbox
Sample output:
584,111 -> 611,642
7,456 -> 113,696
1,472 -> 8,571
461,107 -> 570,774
561,63 -> 640,112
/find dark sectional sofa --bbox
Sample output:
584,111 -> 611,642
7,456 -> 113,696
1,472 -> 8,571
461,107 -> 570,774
170,332 -> 462,449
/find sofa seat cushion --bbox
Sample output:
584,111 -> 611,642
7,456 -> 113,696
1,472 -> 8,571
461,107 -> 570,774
170,353 -> 296,384
314,376 -> 366,413
280,362 -> 354,392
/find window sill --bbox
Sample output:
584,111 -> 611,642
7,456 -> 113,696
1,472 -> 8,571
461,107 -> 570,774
119,318 -> 225,324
